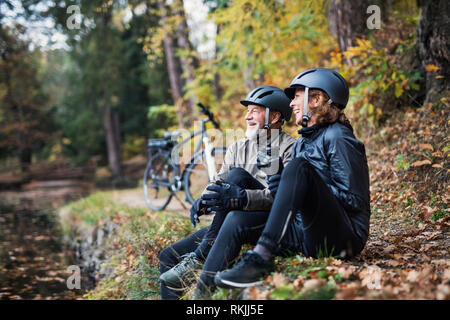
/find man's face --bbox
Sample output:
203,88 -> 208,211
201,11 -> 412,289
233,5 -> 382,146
290,88 -> 305,126
244,104 -> 266,138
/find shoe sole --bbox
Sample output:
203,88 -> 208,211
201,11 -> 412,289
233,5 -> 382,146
216,277 -> 263,289
163,284 -> 187,291
160,274 -> 199,291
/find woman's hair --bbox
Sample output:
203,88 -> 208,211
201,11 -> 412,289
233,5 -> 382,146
309,89 -> 350,126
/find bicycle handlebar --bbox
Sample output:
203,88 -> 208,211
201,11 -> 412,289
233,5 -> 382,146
197,102 -> 220,130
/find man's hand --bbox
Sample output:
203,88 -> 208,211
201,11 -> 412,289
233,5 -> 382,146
267,173 -> 281,198
190,198 -> 207,227
201,180 -> 247,213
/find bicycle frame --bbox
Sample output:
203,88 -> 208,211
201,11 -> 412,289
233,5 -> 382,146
169,117 -> 218,191
144,103 -> 223,211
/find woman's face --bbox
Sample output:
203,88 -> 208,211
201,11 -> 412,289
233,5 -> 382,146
290,88 -> 306,126
290,88 -> 326,126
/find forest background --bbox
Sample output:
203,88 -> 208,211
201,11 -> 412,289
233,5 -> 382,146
0,0 -> 448,300
1,0 -> 447,182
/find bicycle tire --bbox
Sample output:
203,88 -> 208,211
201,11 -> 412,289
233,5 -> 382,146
183,147 -> 227,204
143,151 -> 179,211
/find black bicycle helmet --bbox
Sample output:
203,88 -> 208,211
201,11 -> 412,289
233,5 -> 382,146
240,86 -> 292,122
284,68 -> 349,109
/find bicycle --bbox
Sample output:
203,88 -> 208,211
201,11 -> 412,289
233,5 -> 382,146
143,103 -> 227,211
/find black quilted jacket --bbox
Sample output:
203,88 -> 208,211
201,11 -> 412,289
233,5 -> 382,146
292,121 -> 371,243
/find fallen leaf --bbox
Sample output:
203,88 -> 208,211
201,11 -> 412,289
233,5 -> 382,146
386,260 -> 401,267
383,244 -> 396,254
359,266 -> 383,290
419,144 -> 434,151
246,286 -> 270,300
301,279 -> 324,293
436,284 -> 450,300
270,272 -> 287,288
335,283 -> 360,300
406,270 -> 420,282
411,160 -> 432,167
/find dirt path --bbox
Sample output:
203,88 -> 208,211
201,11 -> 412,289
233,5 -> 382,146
109,188 -> 191,215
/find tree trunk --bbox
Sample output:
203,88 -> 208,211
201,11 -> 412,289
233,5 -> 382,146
173,0 -> 195,123
242,63 -> 256,93
98,10 -> 124,183
416,0 -> 450,104
104,106 -> 123,181
327,0 -> 369,63
242,56 -> 264,92
212,24 -> 223,101
113,109 -> 121,154
157,0 -> 190,128
19,145 -> 32,174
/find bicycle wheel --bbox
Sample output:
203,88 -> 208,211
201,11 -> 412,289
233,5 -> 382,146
183,147 -> 227,204
143,151 -> 179,211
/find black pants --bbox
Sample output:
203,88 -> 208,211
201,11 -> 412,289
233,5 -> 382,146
159,168 -> 265,300
197,158 -> 364,289
257,157 -> 365,258
193,168 -> 266,260
159,159 -> 365,299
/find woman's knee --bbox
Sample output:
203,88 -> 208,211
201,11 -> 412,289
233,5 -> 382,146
281,158 -> 310,179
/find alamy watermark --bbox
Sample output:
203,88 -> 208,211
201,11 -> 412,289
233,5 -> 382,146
67,4 -> 81,30
66,265 -> 81,290
367,5 -> 381,30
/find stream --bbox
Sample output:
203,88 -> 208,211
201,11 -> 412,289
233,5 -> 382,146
0,184 -> 93,300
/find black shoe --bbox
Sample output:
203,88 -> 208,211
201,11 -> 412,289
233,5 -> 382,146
214,250 -> 274,289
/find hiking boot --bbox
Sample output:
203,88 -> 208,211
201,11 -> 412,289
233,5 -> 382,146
214,250 -> 274,289
159,252 -> 203,290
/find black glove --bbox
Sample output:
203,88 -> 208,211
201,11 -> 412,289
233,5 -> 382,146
267,173 -> 281,198
201,180 -> 247,213
190,198 -> 207,227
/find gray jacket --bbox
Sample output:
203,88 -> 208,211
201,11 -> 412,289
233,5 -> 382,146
206,130 -> 296,211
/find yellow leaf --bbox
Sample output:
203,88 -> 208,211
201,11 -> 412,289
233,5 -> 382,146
425,64 -> 440,72
411,160 -> 432,167
394,83 -> 403,98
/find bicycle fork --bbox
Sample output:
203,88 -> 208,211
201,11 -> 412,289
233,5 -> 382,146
203,136 -> 217,182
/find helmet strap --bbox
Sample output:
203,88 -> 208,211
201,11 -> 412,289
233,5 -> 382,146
301,87 -> 310,127
263,107 -> 270,130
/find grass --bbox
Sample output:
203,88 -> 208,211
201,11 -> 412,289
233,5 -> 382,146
58,189 -> 196,300
60,190 -> 345,300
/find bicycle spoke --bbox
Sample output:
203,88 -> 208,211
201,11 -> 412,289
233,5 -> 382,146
143,152 -> 175,211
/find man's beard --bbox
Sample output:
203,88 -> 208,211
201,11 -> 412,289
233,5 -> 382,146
246,126 -> 269,141
245,125 -> 261,139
